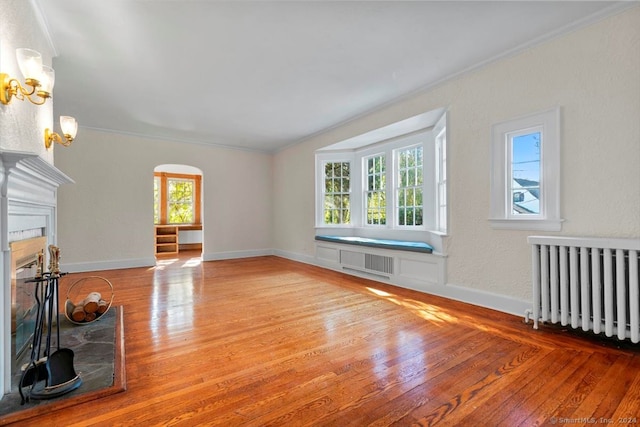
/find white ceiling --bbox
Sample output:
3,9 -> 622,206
34,1 -> 628,153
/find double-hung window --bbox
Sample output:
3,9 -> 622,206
319,160 -> 352,225
396,145 -> 423,227
316,116 -> 447,240
365,154 -> 386,225
154,172 -> 202,225
315,110 -> 447,239
490,108 -> 562,230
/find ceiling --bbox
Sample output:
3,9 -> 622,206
34,1 -> 627,153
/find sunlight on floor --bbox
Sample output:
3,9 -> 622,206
181,257 -> 201,268
366,286 -> 459,326
150,255 -> 202,270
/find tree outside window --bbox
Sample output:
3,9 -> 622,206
323,162 -> 351,225
154,172 -> 201,225
168,178 -> 194,223
396,145 -> 423,226
366,154 -> 386,225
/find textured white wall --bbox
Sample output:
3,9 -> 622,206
0,0 -> 58,398
0,0 -> 55,163
273,7 -> 640,303
55,129 -> 273,266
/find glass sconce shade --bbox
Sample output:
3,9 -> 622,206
60,116 -> 78,138
1,48 -> 54,105
16,48 -> 43,81
39,66 -> 55,94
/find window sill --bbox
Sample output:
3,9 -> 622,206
488,218 -> 564,231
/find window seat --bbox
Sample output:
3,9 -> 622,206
314,235 -> 433,254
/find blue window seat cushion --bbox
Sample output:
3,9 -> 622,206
315,235 -> 433,254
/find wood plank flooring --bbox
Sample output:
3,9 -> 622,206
10,254 -> 640,426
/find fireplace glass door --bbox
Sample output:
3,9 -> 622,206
10,237 -> 46,360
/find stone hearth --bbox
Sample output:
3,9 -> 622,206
0,306 -> 124,424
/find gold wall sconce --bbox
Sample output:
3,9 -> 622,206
44,116 -> 78,149
1,48 -> 54,105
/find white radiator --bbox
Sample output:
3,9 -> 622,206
527,236 -> 640,343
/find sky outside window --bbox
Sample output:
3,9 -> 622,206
511,132 -> 541,214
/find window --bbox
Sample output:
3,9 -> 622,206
168,178 -> 195,223
315,109 -> 448,243
365,154 -> 386,225
490,108 -> 562,230
396,145 -> 423,226
510,130 -> 541,215
154,175 -> 161,224
322,161 -> 351,225
154,172 -> 202,225
435,119 -> 447,233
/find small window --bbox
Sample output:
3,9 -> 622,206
323,161 -> 351,225
167,177 -> 195,224
396,145 -> 423,227
365,154 -> 386,225
154,172 -> 201,225
509,130 -> 541,215
490,108 -> 562,231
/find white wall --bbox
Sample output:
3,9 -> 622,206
0,0 -> 54,162
55,129 -> 273,270
0,0 -> 58,398
273,7 -> 640,307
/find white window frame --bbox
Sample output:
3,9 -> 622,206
363,152 -> 387,226
434,113 -> 447,234
394,143 -> 425,228
315,152 -> 355,227
314,109 -> 448,252
357,132 -> 431,231
490,107 -> 563,231
316,131 -> 437,231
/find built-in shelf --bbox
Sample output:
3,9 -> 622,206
154,224 -> 202,256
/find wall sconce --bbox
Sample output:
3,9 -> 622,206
44,116 -> 78,149
0,48 -> 54,105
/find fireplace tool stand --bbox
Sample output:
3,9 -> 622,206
18,246 -> 82,404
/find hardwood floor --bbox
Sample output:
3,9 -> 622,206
11,254 -> 640,426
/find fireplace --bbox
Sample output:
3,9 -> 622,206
1,151 -> 74,398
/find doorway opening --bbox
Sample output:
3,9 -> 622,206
153,164 -> 203,262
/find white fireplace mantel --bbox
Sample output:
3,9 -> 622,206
0,150 -> 74,397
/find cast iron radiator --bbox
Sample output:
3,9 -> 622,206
527,236 -> 640,343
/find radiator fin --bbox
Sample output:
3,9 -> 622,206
340,250 -> 364,269
340,250 -> 393,275
530,240 -> 640,343
365,253 -> 394,274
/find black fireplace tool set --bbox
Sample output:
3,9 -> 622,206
19,245 -> 82,404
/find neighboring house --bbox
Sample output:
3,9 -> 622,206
512,178 -> 540,215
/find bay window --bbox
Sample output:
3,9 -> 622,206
315,110 -> 447,238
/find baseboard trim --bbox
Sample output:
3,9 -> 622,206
202,248 -> 274,262
272,249 -> 316,266
274,251 -> 530,318
411,281 -> 530,318
61,257 -> 156,273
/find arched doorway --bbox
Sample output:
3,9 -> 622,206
153,164 -> 203,261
